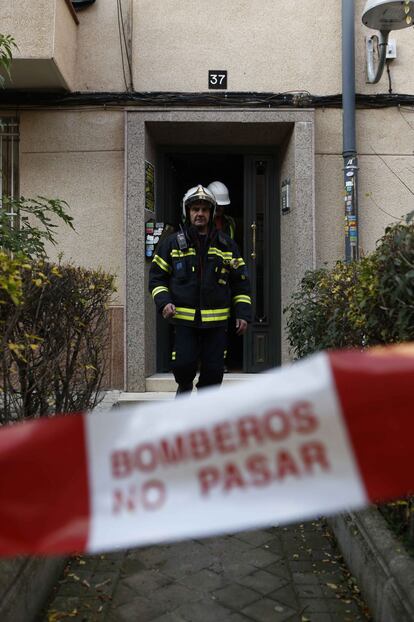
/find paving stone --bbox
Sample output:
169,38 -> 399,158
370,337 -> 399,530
237,569 -> 288,595
204,535 -> 253,555
213,583 -> 260,609
47,596 -> 106,622
179,568 -> 230,591
156,544 -> 216,579
213,560 -> 258,579
312,571 -> 348,584
234,530 -> 276,547
151,582 -> 201,609
239,547 -> 278,568
268,584 -> 300,610
118,568 -> 172,595
260,537 -> 284,556
152,611 -> 187,622
295,582 -> 324,598
135,544 -> 184,568
309,560 -> 341,572
52,579 -> 88,598
97,551 -> 126,564
106,595 -> 165,622
299,596 -> 362,615
242,596 -> 297,622
291,572 -> 321,585
287,560 -> 316,573
89,571 -> 120,585
42,521 -> 371,622
109,582 -> 143,608
263,560 -> 292,580
309,549 -> 338,561
174,597 -> 232,621
118,557 -> 147,574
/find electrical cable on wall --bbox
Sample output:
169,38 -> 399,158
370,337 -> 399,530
386,60 -> 393,94
116,0 -> 133,91
2,91 -> 414,109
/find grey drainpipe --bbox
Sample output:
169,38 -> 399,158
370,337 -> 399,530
342,0 -> 359,261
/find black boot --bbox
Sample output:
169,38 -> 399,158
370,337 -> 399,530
175,383 -> 193,397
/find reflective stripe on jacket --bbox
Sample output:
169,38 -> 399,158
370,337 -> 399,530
149,228 -> 252,327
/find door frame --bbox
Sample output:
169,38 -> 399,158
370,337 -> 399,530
125,109 -> 315,391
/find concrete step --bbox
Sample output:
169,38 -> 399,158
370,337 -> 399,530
145,372 -> 253,393
116,374 -> 255,407
116,391 -> 176,406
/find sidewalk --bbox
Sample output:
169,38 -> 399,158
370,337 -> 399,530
42,520 -> 371,622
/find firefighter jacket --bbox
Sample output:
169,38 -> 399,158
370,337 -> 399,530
149,226 -> 252,327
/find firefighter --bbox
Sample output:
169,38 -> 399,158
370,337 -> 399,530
208,180 -> 236,240
149,184 -> 252,396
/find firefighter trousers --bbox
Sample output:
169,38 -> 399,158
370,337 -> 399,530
171,325 -> 227,395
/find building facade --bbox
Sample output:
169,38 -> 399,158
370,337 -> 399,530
1,0 -> 413,390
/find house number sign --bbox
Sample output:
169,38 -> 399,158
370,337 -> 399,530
208,70 -> 228,89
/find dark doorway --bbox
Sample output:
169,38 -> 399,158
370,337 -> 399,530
161,152 -> 244,250
156,150 -> 280,374
157,152 -> 244,373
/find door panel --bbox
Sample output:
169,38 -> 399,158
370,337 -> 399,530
244,156 -> 280,372
156,154 -> 179,372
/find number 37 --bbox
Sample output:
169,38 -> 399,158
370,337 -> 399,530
208,71 -> 227,88
210,73 -> 225,85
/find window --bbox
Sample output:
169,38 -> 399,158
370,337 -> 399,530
0,117 -> 19,229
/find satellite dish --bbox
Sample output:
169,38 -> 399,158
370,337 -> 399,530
362,0 -> 414,31
71,0 -> 96,10
362,0 -> 414,83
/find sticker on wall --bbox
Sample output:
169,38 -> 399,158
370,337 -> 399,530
145,218 -> 155,258
145,221 -> 170,259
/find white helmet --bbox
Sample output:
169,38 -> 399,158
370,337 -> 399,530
182,184 -> 216,221
207,181 -> 230,206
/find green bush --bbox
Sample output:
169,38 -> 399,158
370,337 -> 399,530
285,213 -> 414,358
285,214 -> 414,551
0,34 -> 17,87
0,195 -> 74,258
0,258 -> 115,422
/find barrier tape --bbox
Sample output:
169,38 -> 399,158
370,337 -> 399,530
0,344 -> 413,557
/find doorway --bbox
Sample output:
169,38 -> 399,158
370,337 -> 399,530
126,109 -> 315,392
156,149 -> 280,374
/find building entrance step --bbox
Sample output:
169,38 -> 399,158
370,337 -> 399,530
145,372 -> 254,393
115,373 -> 255,407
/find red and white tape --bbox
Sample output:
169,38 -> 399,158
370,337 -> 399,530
0,344 -> 413,557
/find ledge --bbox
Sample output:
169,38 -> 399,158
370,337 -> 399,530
328,507 -> 414,622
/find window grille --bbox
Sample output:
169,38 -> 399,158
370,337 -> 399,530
0,118 -> 19,230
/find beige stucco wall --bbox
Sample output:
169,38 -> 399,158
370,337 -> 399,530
315,107 -> 414,266
1,0 -> 55,59
18,110 -> 125,304
54,0 -> 78,89
4,0 -> 414,93
74,0 -> 129,92
133,0 -> 340,93
131,0 -> 414,94
1,0 -> 77,90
